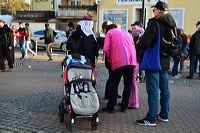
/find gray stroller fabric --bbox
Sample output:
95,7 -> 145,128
68,68 -> 99,115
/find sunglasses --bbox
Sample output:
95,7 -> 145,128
153,9 -> 159,12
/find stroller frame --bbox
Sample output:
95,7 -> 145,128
58,55 -> 99,131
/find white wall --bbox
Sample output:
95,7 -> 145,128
10,22 -> 56,32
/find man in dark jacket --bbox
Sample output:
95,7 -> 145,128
40,23 -> 57,61
0,20 -> 14,72
136,1 -> 176,126
186,21 -> 200,79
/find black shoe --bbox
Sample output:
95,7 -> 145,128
120,108 -> 127,113
136,118 -> 156,126
128,107 -> 137,110
101,107 -> 114,113
156,115 -> 169,122
104,95 -> 109,100
117,94 -> 121,98
48,58 -> 53,61
1,69 -> 6,72
186,75 -> 193,79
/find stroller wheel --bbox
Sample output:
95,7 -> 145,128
66,122 -> 73,132
91,117 -> 98,130
58,102 -> 65,123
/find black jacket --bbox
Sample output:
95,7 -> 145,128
67,25 -> 98,66
189,30 -> 200,55
137,13 -> 176,70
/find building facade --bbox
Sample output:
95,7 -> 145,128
98,0 -> 200,35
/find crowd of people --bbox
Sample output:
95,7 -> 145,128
0,0 -> 200,127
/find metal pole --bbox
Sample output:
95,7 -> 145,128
141,0 -> 145,27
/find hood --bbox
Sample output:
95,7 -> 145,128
158,13 -> 176,28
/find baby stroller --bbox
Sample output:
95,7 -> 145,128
58,54 -> 100,131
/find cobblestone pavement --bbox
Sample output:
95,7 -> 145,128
0,51 -> 200,133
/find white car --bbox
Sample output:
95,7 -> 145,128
30,30 -> 68,52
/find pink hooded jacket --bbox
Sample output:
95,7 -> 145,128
104,28 -> 137,70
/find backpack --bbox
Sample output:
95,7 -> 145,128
161,26 -> 180,57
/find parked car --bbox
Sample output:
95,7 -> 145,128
30,30 -> 68,52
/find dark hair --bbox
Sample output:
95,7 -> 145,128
177,28 -> 181,36
102,21 -> 109,30
45,23 -> 49,29
131,21 -> 143,27
25,23 -> 29,27
68,22 -> 74,28
19,22 -> 23,25
106,24 -> 117,33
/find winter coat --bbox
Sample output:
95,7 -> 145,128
17,27 -> 27,41
40,28 -> 57,44
104,28 -> 137,70
67,25 -> 98,67
0,25 -> 14,68
136,13 -> 176,70
189,30 -> 200,55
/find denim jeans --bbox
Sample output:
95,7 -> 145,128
189,55 -> 200,77
19,39 -> 26,57
179,60 -> 184,73
172,57 -> 180,76
145,70 -> 170,123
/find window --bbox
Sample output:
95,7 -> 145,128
71,0 -> 81,6
103,9 -> 128,30
169,8 -> 185,29
34,31 -> 44,36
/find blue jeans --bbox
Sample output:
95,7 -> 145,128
179,60 -> 184,73
19,39 -> 26,57
189,55 -> 200,77
172,57 -> 180,76
145,70 -> 170,123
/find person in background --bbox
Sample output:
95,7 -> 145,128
67,16 -> 98,67
66,22 -> 75,39
102,24 -> 137,113
0,20 -> 14,72
128,21 -> 144,109
66,22 -> 75,55
16,22 -> 27,60
171,28 -> 183,78
25,23 -> 36,58
186,21 -> 200,79
131,21 -> 145,83
96,21 -> 121,99
40,23 -> 57,61
136,1 -> 176,126
11,25 -> 19,47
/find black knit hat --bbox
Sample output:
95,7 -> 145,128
196,21 -> 200,26
151,1 -> 169,11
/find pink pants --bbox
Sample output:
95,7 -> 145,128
128,64 -> 139,108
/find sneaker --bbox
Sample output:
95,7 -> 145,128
7,68 -> 13,72
48,58 -> 53,61
172,75 -> 180,79
156,115 -> 169,122
136,119 -> 156,126
33,54 -> 36,58
186,75 -> 193,79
